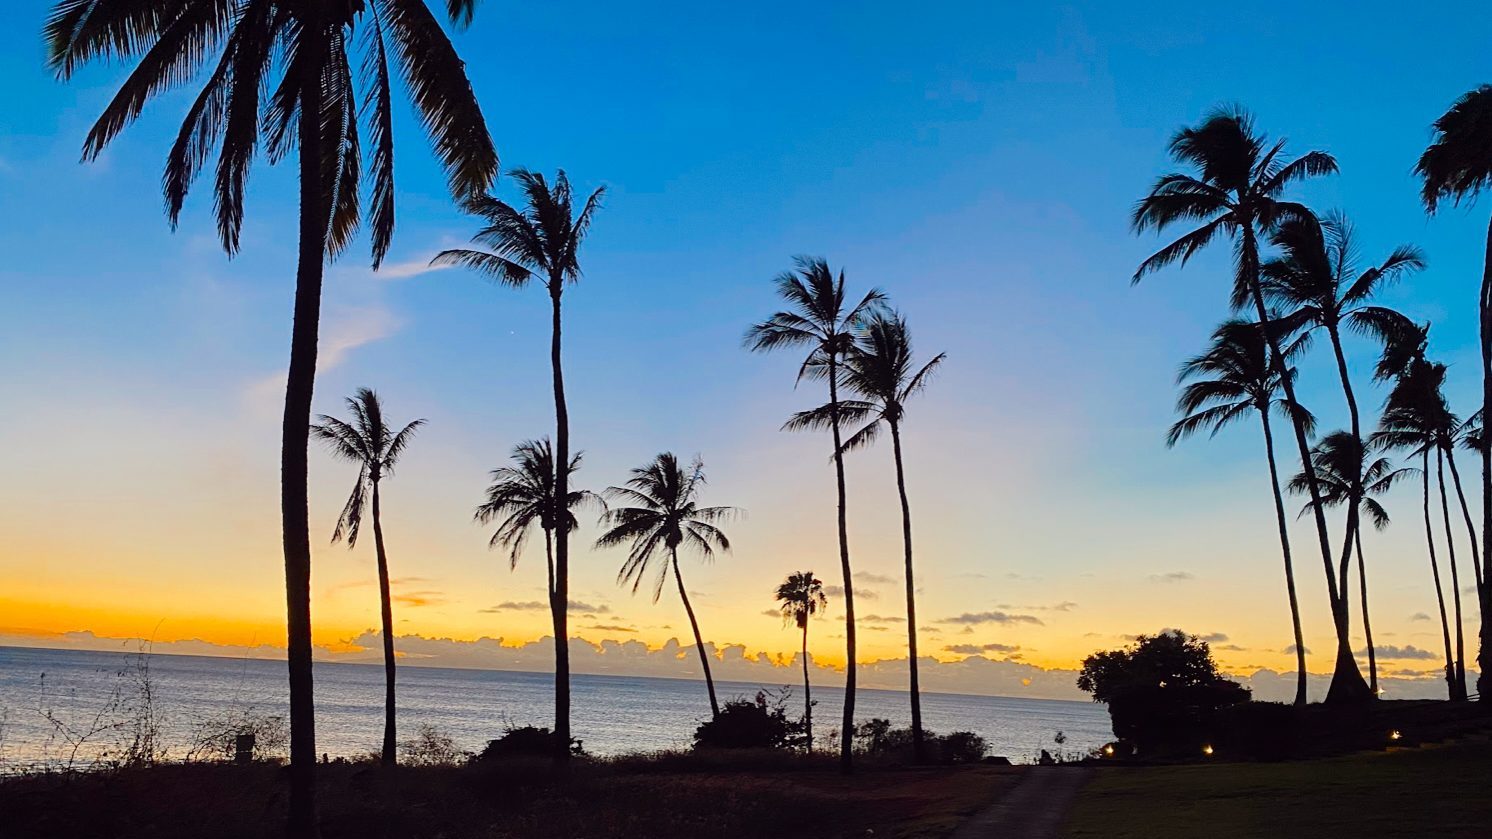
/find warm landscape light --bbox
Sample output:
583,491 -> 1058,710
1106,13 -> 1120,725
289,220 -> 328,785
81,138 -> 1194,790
1389,730 -> 1402,741
1202,744 -> 1214,756
1103,744 -> 1115,756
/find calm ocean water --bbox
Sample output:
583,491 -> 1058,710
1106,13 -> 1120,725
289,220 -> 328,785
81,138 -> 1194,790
0,645 -> 1110,769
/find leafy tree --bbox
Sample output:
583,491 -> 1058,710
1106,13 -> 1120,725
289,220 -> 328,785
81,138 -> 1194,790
693,692 -> 793,750
311,388 -> 424,765
46,2 -> 498,826
596,453 -> 735,717
475,438 -> 600,598
1132,107 -> 1370,703
745,257 -> 884,770
435,170 -> 605,759
1167,320 -> 1313,706
775,571 -> 827,749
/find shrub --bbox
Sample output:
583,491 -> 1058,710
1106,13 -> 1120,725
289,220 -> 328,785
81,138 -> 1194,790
693,692 -> 795,750
852,720 -> 987,764
474,725 -> 584,761
938,731 -> 988,763
184,707 -> 288,763
400,723 -> 466,767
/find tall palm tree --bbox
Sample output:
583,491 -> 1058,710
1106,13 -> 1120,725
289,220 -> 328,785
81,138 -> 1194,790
1288,432 -> 1407,696
775,571 -> 828,750
1374,360 -> 1465,699
595,453 -> 735,718
46,3 -> 497,828
1132,107 -> 1370,703
311,388 -> 424,765
475,438 -> 599,599
1166,319 -> 1314,706
1417,87 -> 1492,699
435,170 -> 604,759
745,257 -> 883,771
786,311 -> 944,760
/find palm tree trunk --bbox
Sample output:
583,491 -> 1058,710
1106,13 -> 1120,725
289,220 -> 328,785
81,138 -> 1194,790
1436,449 -> 1469,699
548,285 -> 572,761
888,420 -> 924,762
671,548 -> 719,717
1328,324 -> 1368,607
544,528 -> 556,603
1260,409 -> 1308,707
1354,528 -> 1377,696
1445,447 -> 1483,591
1423,450 -> 1458,699
371,480 -> 397,765
284,61 -> 325,839
1242,223 -> 1367,703
1481,216 -> 1492,701
801,621 -> 812,751
826,356 -> 856,773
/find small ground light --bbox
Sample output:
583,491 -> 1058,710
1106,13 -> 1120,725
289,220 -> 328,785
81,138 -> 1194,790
1202,744 -> 1214,756
1103,744 -> 1115,756
1389,730 -> 1402,741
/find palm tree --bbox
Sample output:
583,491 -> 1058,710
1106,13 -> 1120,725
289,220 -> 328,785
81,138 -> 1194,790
311,388 -> 424,765
434,170 -> 604,759
1132,107 -> 1371,703
1288,432 -> 1408,696
1166,319 -> 1314,706
595,453 -> 735,717
46,3 -> 498,828
1374,360 -> 1466,699
745,257 -> 883,771
475,439 -> 600,599
775,572 -> 828,750
786,311 -> 944,760
1417,87 -> 1492,699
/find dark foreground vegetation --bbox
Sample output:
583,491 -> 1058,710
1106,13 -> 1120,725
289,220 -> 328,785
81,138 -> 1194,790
0,753 -> 1018,839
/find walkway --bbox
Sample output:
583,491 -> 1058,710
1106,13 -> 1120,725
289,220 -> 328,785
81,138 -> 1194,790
948,766 -> 1094,839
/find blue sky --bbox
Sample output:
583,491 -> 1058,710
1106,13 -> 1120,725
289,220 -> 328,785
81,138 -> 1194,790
2,1 -> 1488,698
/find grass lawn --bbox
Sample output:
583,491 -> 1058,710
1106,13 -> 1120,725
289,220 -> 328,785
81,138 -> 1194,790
1063,742 -> 1492,838
0,755 -> 1019,839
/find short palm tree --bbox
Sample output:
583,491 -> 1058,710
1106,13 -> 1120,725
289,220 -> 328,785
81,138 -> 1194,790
1167,319 -> 1314,706
775,572 -> 828,750
1132,106 -> 1370,703
745,257 -> 883,771
311,388 -> 424,765
1288,432 -> 1407,696
47,3 -> 498,827
1417,86 -> 1492,699
434,169 -> 604,758
595,453 -> 735,718
475,439 -> 599,599
787,311 -> 944,760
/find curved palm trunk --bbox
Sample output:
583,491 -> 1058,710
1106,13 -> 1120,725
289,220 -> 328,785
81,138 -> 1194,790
671,548 -> 719,717
1260,409 -> 1309,707
371,480 -> 397,765
284,67 -> 325,839
800,620 -> 812,751
549,285 -> 572,761
1354,528 -> 1377,695
543,528 -> 556,603
1436,449 -> 1469,699
1242,224 -> 1368,703
1444,448 -> 1484,591
888,420 -> 924,761
1422,450 -> 1459,699
826,357 -> 857,772
1481,216 -> 1492,701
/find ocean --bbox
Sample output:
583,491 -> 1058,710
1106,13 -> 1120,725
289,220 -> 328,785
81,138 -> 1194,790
0,645 -> 1111,770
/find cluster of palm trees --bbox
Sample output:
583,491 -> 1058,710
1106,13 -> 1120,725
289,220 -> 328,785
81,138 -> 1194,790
1142,100 -> 1492,706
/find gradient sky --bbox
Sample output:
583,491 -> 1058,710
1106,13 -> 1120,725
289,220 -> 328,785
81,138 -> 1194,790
3,1 -> 1490,700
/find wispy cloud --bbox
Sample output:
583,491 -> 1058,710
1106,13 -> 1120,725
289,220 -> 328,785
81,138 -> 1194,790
479,599 -> 611,614
856,572 -> 898,586
944,643 -> 1020,655
1361,644 -> 1437,661
243,305 -> 402,416
861,614 -> 907,624
824,585 -> 878,601
938,611 -> 1043,626
1149,571 -> 1195,583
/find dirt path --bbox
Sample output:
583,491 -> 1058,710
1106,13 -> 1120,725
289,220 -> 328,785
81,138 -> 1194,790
948,766 -> 1094,839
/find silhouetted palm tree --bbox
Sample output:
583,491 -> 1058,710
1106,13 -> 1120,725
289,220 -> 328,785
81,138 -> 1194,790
1132,106 -> 1370,703
1418,87 -> 1492,699
435,170 -> 604,759
475,439 -> 600,599
787,311 -> 944,760
311,388 -> 424,765
1167,320 -> 1314,706
46,3 -> 497,827
1374,360 -> 1465,699
776,572 -> 828,750
745,257 -> 884,770
1289,432 -> 1407,696
596,453 -> 735,718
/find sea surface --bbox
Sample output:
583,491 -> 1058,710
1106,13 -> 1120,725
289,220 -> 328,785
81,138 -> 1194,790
0,645 -> 1110,770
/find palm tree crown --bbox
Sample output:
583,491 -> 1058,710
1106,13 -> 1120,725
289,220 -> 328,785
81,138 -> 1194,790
597,453 -> 735,601
743,257 -> 886,373
1417,86 -> 1492,212
475,439 -> 598,571
46,0 -> 498,265
311,387 -> 425,546
776,572 -> 828,630
1166,320 -> 1312,446
1289,432 -> 1405,528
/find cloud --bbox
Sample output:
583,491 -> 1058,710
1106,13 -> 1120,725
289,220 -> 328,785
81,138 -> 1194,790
1283,644 -> 1310,655
370,256 -> 452,281
1198,632 -> 1229,643
938,611 -> 1043,626
856,573 -> 898,586
585,624 -> 637,634
860,614 -> 907,624
1149,571 -> 1195,583
761,609 -> 782,618
479,600 -> 610,614
824,586 -> 878,601
1409,612 -> 1431,622
944,643 -> 1020,656
1361,645 -> 1438,661
1214,644 -> 1248,652
244,305 -> 401,415
392,590 -> 447,608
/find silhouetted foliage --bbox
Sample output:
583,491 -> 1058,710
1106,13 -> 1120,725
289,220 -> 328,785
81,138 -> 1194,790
475,726 -> 584,761
1078,630 -> 1250,755
692,693 -> 795,750
850,719 -> 987,764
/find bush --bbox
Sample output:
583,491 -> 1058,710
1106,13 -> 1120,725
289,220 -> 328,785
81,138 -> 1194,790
852,719 -> 987,764
474,725 -> 584,761
400,723 -> 466,767
1212,701 -> 1300,761
938,731 -> 988,764
693,692 -> 795,750
184,707 -> 288,763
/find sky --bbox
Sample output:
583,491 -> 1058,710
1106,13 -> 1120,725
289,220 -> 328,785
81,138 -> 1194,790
2,1 -> 1490,703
